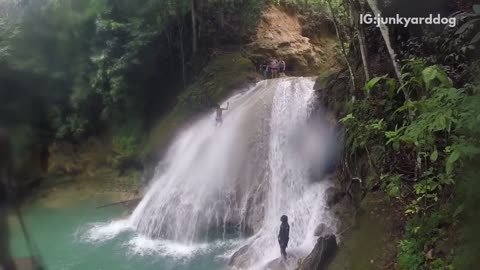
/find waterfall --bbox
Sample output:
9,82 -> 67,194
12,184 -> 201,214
226,78 -> 333,269
129,79 -> 277,242
86,77 -> 335,269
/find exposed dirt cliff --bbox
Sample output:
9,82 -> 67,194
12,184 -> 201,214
246,6 -> 339,75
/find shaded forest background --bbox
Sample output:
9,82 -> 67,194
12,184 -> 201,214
0,0 -> 272,183
1,0 -> 480,269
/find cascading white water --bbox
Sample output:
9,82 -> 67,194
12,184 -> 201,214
227,78 -> 333,270
85,77 -> 335,269
129,79 -> 277,243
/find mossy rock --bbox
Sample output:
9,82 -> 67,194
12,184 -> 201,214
179,51 -> 258,111
141,51 -> 258,167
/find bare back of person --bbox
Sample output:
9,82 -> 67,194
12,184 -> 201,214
215,103 -> 229,125
216,107 -> 223,120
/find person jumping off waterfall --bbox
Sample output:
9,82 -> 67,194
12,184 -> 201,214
215,102 -> 229,126
278,215 -> 290,260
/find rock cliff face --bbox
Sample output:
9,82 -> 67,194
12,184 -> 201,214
246,6 -> 339,75
298,234 -> 338,270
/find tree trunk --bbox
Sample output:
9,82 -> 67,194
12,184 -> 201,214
326,0 -> 356,95
365,0 -> 403,86
350,0 -> 370,81
176,7 -> 186,88
191,0 -> 197,54
357,26 -> 370,80
365,0 -> 412,118
195,0 -> 204,39
218,0 -> 225,30
179,29 -> 186,88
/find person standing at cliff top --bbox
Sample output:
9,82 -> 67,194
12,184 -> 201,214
260,61 -> 269,77
279,60 -> 286,74
270,59 -> 279,78
278,215 -> 290,260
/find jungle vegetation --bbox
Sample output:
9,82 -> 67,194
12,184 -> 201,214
1,0 -> 479,269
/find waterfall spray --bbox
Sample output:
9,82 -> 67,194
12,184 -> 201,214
86,78 -> 335,269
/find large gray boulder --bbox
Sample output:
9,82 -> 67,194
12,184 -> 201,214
298,234 -> 338,270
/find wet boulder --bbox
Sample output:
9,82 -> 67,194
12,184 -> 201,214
314,223 -> 335,237
229,244 -> 251,268
263,253 -> 300,270
324,187 -> 345,208
298,234 -> 338,270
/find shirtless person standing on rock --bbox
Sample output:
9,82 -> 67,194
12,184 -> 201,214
215,102 -> 229,126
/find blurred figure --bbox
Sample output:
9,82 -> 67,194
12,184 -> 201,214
215,102 -> 229,126
279,60 -> 286,74
0,128 -> 17,270
278,215 -> 290,260
259,61 -> 268,78
270,59 -> 279,78
289,116 -> 341,182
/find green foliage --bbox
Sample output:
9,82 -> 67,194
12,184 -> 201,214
377,64 -> 476,214
342,60 -> 479,270
398,207 -> 456,270
403,11 -> 480,82
9,124 -> 36,164
1,0 -> 264,145
339,107 -> 385,155
1,0 -> 107,140
454,157 -> 480,270
0,18 -> 19,60
142,51 -> 256,160
398,238 -> 424,270
111,119 -> 143,167
112,135 -> 138,160
381,173 -> 402,198
237,0 -> 266,36
90,15 -> 158,119
179,52 -> 255,111
54,113 -> 89,140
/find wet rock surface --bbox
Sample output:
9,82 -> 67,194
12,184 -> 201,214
314,223 -> 335,238
264,252 -> 302,270
324,187 -> 346,208
328,192 -> 402,270
229,244 -> 251,268
295,182 -> 356,270
298,234 -> 338,270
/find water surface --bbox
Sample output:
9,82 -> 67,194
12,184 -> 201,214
9,184 -> 229,270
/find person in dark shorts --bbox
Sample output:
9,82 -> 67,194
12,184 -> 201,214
270,59 -> 279,78
0,128 -> 17,270
279,60 -> 286,73
278,215 -> 290,260
260,61 -> 268,77
215,102 -> 229,126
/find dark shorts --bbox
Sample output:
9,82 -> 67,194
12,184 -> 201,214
279,239 -> 289,248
